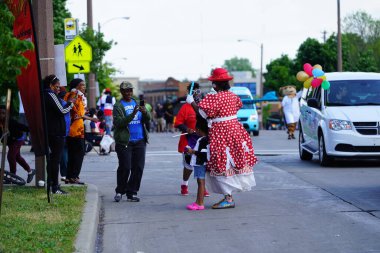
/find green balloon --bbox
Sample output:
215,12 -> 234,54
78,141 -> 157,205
322,80 -> 330,90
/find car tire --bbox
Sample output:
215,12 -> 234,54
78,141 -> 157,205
299,128 -> 313,161
253,130 -> 259,136
318,133 -> 333,166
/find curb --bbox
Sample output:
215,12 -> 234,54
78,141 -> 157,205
75,184 -> 100,253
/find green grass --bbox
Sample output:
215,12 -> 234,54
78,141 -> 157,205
0,186 -> 87,253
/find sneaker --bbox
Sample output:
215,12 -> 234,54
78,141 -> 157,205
186,202 -> 205,211
181,185 -> 189,196
212,198 -> 235,209
114,193 -> 122,202
204,189 -> 210,197
60,176 -> 66,182
53,186 -> 68,195
26,169 -> 36,183
127,195 -> 140,202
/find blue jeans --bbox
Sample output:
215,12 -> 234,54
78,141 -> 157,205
194,165 -> 206,179
105,115 -> 113,135
59,139 -> 68,177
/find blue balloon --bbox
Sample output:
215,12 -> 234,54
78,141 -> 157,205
312,68 -> 324,78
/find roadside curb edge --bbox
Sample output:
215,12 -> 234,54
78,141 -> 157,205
75,184 -> 100,253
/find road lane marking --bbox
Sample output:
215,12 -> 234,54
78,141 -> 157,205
146,150 -> 298,156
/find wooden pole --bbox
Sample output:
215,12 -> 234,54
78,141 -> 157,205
0,89 -> 12,215
337,0 -> 343,72
32,0 -> 55,187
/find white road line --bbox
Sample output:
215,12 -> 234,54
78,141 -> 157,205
146,150 -> 298,156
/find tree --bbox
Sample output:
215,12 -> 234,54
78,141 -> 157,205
343,11 -> 380,70
343,11 -> 380,43
223,57 -> 256,77
0,3 -> 33,98
263,55 -> 297,92
294,38 -> 328,71
52,0 -> 72,45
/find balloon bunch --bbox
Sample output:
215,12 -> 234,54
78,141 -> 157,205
296,63 -> 330,90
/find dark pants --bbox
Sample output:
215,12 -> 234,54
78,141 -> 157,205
7,140 -> 31,174
47,135 -> 65,187
115,140 -> 146,196
67,137 -> 85,179
59,139 -> 68,177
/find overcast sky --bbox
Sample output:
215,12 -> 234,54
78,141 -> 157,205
66,0 -> 380,80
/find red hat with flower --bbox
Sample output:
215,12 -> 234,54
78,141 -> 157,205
208,67 -> 233,81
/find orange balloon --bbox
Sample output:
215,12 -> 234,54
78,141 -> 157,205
296,71 -> 309,82
313,64 -> 323,70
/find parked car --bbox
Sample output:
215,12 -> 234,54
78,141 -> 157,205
230,86 -> 260,136
299,72 -> 380,166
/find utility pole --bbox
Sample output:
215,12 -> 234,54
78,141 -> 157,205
321,30 -> 327,43
87,0 -> 96,108
337,0 -> 343,72
32,0 -> 55,186
260,43 -> 264,97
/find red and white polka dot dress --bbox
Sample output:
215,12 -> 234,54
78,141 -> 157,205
199,91 -> 258,178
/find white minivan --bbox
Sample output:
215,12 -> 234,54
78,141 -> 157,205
299,72 -> 380,166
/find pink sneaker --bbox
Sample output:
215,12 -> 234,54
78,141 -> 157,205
181,185 -> 189,195
186,202 -> 205,211
204,189 -> 210,197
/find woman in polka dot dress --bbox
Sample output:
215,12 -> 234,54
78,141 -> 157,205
186,68 -> 257,209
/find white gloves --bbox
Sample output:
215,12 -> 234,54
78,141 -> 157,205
186,95 -> 194,104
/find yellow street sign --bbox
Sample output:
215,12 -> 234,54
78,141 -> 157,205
67,61 -> 91,74
65,36 -> 92,62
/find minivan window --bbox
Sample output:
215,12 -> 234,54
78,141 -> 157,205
325,80 -> 380,106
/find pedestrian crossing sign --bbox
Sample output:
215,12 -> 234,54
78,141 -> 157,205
65,36 -> 92,62
67,61 -> 91,74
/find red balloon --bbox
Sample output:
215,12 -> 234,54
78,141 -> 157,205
311,78 -> 323,88
303,63 -> 313,76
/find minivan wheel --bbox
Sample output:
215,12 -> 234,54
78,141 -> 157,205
299,129 -> 313,161
318,133 -> 333,166
253,130 -> 259,136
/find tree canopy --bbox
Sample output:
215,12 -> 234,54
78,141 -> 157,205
52,0 -> 71,45
260,10 -> 380,95
223,57 -> 256,77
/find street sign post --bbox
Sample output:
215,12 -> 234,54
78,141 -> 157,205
65,36 -> 92,74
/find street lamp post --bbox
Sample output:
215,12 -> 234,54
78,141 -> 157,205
337,0 -> 343,72
237,39 -> 264,97
98,17 -> 130,33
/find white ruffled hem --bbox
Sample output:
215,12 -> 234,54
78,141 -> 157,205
206,172 -> 256,195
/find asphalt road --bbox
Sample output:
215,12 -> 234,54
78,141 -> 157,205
4,130 -> 380,253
